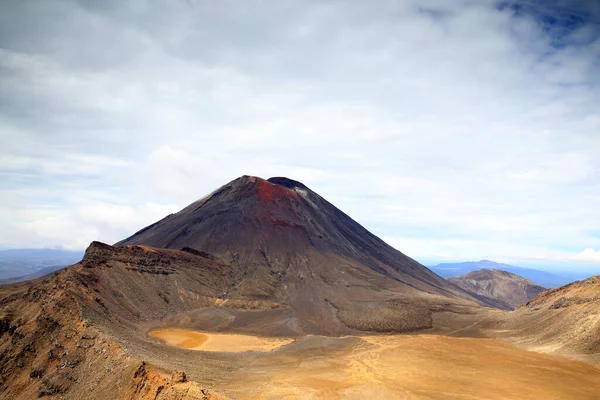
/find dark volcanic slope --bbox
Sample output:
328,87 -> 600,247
117,175 -> 489,333
449,269 -> 545,310
118,176 -> 447,292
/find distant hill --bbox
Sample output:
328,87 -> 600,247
0,249 -> 83,280
430,260 -> 575,288
449,269 -> 545,310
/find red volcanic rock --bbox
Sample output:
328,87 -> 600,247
256,179 -> 300,203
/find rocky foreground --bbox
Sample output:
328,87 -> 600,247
498,275 -> 600,363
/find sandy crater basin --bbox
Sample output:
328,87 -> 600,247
149,329 -> 295,352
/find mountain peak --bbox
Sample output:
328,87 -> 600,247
116,175 -> 482,329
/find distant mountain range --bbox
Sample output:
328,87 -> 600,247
429,260 -> 581,288
0,249 -> 83,281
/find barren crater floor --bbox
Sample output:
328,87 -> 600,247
143,330 -> 600,400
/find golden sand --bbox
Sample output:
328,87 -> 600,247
149,329 -> 294,352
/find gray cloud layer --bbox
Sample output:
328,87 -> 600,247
0,0 -> 599,269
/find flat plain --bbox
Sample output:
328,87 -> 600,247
145,329 -> 600,400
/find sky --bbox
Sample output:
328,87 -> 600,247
0,0 -> 599,272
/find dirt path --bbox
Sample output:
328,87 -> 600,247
445,315 -> 490,336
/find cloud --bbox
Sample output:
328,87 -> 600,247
574,249 -> 600,264
0,202 -> 180,250
0,0 -> 598,270
382,236 -> 573,264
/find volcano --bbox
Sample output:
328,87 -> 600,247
116,175 -> 488,334
3,176 -> 599,399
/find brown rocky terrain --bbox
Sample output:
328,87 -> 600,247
0,253 -> 225,399
3,252 -> 600,399
449,269 -> 545,310
496,274 -> 600,363
0,239 -> 487,399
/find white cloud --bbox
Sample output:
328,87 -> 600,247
0,0 -> 598,269
382,236 -> 574,264
574,249 -> 600,264
0,202 -> 180,250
